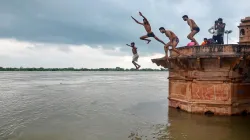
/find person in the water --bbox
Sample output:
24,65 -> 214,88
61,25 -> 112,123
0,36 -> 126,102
131,12 -> 165,45
182,15 -> 200,45
126,42 -> 141,69
159,27 -> 182,60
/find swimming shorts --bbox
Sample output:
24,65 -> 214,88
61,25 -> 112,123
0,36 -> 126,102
172,37 -> 179,43
132,54 -> 139,62
192,27 -> 200,33
147,32 -> 155,37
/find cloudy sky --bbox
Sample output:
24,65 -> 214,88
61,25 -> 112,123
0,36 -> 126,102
0,0 -> 249,68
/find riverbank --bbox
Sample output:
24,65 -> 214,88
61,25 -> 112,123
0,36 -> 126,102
0,67 -> 168,71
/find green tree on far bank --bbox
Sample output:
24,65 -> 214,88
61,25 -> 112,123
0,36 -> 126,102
0,66 -> 168,71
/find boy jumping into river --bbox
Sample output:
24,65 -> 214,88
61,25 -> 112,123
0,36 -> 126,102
131,12 -> 165,45
159,27 -> 182,60
182,15 -> 200,45
126,42 -> 141,69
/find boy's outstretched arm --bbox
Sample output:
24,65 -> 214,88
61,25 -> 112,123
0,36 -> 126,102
131,16 -> 143,25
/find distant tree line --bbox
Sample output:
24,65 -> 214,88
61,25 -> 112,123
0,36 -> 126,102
0,67 -> 168,71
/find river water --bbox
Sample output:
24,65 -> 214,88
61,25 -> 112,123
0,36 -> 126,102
0,72 -> 249,140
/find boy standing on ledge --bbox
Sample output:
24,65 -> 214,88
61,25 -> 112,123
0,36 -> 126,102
182,15 -> 200,45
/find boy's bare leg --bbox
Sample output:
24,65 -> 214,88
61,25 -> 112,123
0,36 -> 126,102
135,62 -> 140,69
140,35 -> 151,44
163,42 -> 171,60
132,61 -> 138,69
187,30 -> 199,45
154,36 -> 165,45
136,63 -> 141,69
132,61 -> 140,69
171,40 -> 181,57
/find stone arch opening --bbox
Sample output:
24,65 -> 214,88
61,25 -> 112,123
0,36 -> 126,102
204,111 -> 214,116
241,110 -> 248,116
240,29 -> 245,36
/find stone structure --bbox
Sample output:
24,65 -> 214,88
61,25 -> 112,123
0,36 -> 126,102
239,17 -> 250,45
152,17 -> 250,115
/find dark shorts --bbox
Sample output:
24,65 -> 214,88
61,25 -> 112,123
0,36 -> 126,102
172,37 -> 179,43
192,27 -> 200,33
147,32 -> 155,37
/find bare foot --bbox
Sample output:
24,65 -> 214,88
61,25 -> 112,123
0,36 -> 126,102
163,56 -> 169,60
175,54 -> 181,57
147,40 -> 151,44
159,56 -> 169,62
137,65 -> 141,69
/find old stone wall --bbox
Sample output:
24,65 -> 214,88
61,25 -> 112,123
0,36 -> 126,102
152,44 -> 250,115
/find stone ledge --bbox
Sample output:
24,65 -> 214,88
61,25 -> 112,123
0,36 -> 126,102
169,99 -> 232,115
170,44 -> 250,58
169,98 -> 232,106
169,98 -> 250,115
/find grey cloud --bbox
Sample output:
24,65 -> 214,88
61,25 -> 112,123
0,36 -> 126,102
0,0 -> 250,53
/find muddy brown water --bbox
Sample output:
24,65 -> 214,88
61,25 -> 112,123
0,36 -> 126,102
0,72 -> 249,140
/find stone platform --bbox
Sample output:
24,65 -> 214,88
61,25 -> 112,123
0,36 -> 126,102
152,45 -> 250,115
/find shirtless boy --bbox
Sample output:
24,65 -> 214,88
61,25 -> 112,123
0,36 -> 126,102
182,15 -> 200,45
131,12 -> 165,45
126,42 -> 141,69
159,27 -> 182,59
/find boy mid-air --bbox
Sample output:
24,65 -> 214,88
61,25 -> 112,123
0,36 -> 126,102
182,15 -> 200,45
126,42 -> 141,70
131,12 -> 165,45
159,27 -> 182,60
